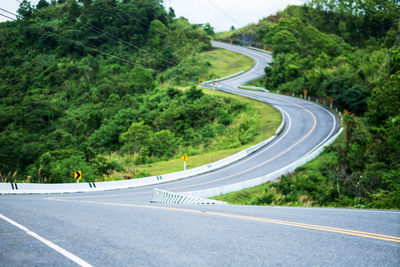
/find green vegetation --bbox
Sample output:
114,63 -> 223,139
163,47 -> 254,85
199,48 -> 254,78
0,0 -> 279,184
243,78 -> 268,90
215,0 -> 400,209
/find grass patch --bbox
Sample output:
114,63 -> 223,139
108,87 -> 281,179
199,48 -> 254,78
244,77 -> 267,88
213,145 -> 345,208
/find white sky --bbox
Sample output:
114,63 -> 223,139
0,0 -> 306,32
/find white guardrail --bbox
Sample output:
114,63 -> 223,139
182,127 -> 343,199
0,98 -> 286,195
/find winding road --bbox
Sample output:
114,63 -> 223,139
1,41 -> 399,266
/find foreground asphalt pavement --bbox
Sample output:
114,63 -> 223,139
1,42 -> 399,266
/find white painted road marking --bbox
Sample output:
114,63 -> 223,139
0,212 -> 93,267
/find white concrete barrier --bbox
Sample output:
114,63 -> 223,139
202,70 -> 245,85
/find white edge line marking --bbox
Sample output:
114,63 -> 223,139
260,205 -> 400,214
0,212 -> 93,267
301,101 -> 337,157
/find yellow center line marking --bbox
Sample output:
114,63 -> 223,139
47,197 -> 400,243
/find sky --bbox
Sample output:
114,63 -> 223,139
0,0 -> 306,32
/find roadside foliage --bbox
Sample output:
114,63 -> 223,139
0,0 -> 260,183
216,0 -> 400,209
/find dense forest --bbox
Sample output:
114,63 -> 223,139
216,0 -> 400,208
0,0 -> 259,183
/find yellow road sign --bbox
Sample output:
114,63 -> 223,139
74,170 -> 82,180
303,89 -> 308,95
330,97 -> 334,103
181,154 -> 189,162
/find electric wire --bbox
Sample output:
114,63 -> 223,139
0,13 -> 16,20
101,0 -> 168,37
15,0 -> 177,67
205,0 -> 242,27
0,10 -> 16,21
51,2 -> 177,67
0,7 -> 17,17
1,9 -> 162,73
76,41 -> 163,73
6,4 -> 253,93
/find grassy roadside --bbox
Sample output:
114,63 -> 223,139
199,47 -> 254,78
213,149 -> 339,206
244,78 -> 267,89
214,130 -> 399,209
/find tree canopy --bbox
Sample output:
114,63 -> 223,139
1,0 -> 254,183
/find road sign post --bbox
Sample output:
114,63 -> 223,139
180,154 -> 189,171
74,171 -> 82,183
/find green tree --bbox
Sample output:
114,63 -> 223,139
37,0 -> 49,9
203,23 -> 215,36
17,0 -> 33,20
119,121 -> 152,154
68,0 -> 81,18
148,130 -> 177,158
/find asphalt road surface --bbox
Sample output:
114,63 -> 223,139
1,42 -> 399,266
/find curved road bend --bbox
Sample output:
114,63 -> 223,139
1,42 -> 399,266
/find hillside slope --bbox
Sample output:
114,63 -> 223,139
0,0 -> 273,184
215,0 -> 400,209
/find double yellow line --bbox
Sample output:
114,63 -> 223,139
48,197 -> 400,243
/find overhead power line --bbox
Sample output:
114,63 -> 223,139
8,2 -> 248,92
0,13 -> 16,21
76,42 -> 162,73
50,3 -> 176,67
0,9 -> 161,72
205,0 -> 242,27
14,0 -> 177,67
0,7 -> 17,17
101,1 -> 167,37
